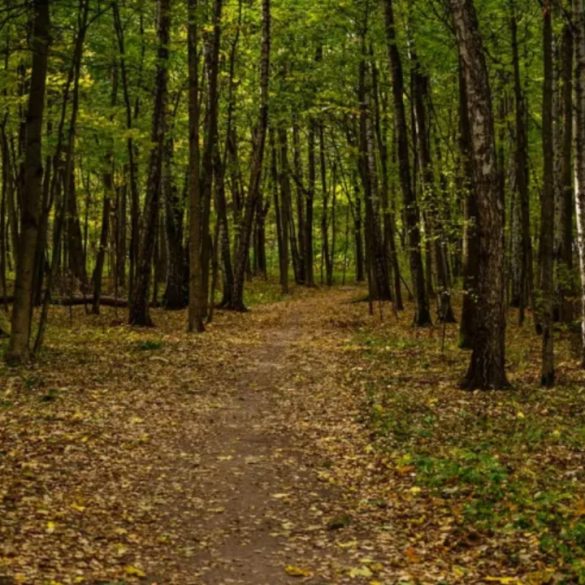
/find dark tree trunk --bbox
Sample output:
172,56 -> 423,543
450,0 -> 509,389
354,186 -> 365,283
229,0 -> 270,311
163,134 -> 186,309
384,0 -> 430,325
458,56 -> 479,349
510,6 -> 533,326
304,119 -> 316,287
92,168 -> 112,315
292,120 -> 306,283
411,58 -> 455,323
539,0 -> 555,386
187,0 -> 202,331
555,23 -> 574,322
113,0 -> 140,294
278,127 -> 292,293
6,0 -> 50,364
129,0 -> 170,326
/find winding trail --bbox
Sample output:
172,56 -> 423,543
148,288 -> 379,584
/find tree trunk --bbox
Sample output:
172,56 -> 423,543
278,126 -> 292,293
229,0 -> 270,311
92,168 -> 112,315
510,6 -> 533,326
458,55 -> 479,349
538,0 -> 555,386
129,0 -> 170,326
187,0 -> 202,331
555,23 -> 574,322
6,0 -> 50,364
383,0 -> 430,325
411,58 -> 455,322
573,0 -> 585,366
450,0 -> 509,389
113,0 -> 140,295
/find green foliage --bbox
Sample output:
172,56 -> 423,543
135,339 -> 163,351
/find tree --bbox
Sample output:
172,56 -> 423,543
5,0 -> 51,364
449,0 -> 509,389
538,0 -> 554,386
574,0 -> 585,366
229,0 -> 271,311
383,0 -> 431,326
129,0 -> 170,326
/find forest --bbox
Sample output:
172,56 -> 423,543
1,0 -> 585,583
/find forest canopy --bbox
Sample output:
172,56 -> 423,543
1,0 -> 583,389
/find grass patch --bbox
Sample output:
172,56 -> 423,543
243,278 -> 287,307
135,339 -> 163,351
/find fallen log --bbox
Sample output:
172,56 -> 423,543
0,295 -> 143,308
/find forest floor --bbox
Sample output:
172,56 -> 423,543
0,284 -> 585,585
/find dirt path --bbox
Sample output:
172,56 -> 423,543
1,288 -> 404,585
148,289 -> 378,584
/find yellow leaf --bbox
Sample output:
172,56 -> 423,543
46,521 -> 56,534
125,565 -> 146,578
284,565 -> 313,577
348,566 -> 373,578
485,577 -> 521,584
70,503 -> 86,513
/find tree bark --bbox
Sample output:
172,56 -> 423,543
538,0 -> 555,386
450,0 -> 509,389
6,0 -> 50,364
572,0 -> 585,366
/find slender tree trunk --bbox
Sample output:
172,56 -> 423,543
214,146 -> 234,308
92,168 -> 112,314
556,23 -> 574,322
304,119 -> 316,287
510,7 -> 533,326
113,0 -> 140,294
187,0 -> 202,331
278,126 -> 292,293
384,0 -> 430,325
412,59 -> 455,322
6,0 -> 50,364
129,0 -> 170,326
163,133 -> 186,309
229,0 -> 270,311
538,0 -> 555,386
292,119 -> 306,283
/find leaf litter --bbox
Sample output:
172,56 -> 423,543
0,286 -> 583,584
